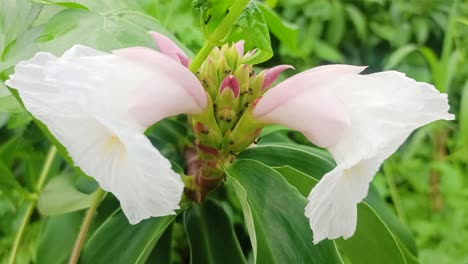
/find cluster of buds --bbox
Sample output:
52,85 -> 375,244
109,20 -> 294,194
187,42 -> 291,201
192,42 -> 291,153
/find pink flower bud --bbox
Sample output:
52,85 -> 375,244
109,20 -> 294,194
220,75 -> 240,98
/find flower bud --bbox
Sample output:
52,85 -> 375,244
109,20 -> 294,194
234,64 -> 252,96
219,75 -> 240,99
216,55 -> 231,81
199,58 -> 219,99
226,41 -> 244,70
216,75 -> 241,133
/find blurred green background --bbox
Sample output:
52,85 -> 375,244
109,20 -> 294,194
0,0 -> 467,263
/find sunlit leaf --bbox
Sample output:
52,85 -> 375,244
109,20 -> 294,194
195,0 -> 272,64
226,159 -> 343,264
0,0 -> 42,55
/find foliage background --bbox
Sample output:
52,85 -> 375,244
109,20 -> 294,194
0,0 -> 467,263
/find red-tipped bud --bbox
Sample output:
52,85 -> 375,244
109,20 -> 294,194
262,65 -> 294,90
220,75 -> 240,98
194,122 -> 210,135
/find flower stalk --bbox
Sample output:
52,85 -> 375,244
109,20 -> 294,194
9,146 -> 57,264
188,0 -> 251,73
68,188 -> 106,264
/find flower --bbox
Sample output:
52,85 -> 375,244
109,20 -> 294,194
253,64 -> 454,243
6,39 -> 207,224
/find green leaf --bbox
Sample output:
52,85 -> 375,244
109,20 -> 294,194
277,166 -> 411,264
325,1 -> 345,46
259,124 -> 291,138
37,212 -> 83,264
344,4 -> 367,41
38,172 -> 100,216
258,4 -> 298,50
225,159 -> 343,264
314,40 -> 344,62
384,44 -> 418,70
35,9 -> 163,54
228,2 -> 272,64
80,209 -> 176,263
195,0 -> 272,64
145,224 -> 173,264
31,0 -> 90,10
0,26 -> 44,72
238,143 -> 335,178
460,81 -> 468,151
0,81 -> 24,113
146,116 -> 189,166
0,160 -> 22,190
0,0 -> 42,56
238,143 -> 418,263
184,199 -> 247,264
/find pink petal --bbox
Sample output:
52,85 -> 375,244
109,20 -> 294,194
253,64 -> 366,147
113,47 -> 207,127
149,31 -> 191,67
262,65 -> 294,90
254,65 -> 366,117
220,75 -> 240,98
256,88 -> 351,147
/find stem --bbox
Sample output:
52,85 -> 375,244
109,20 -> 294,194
8,146 -> 57,264
188,0 -> 251,73
384,161 -> 406,223
35,146 -> 58,192
438,0 -> 458,92
68,188 -> 106,264
441,0 -> 458,67
8,204 -> 34,264
430,128 -> 447,212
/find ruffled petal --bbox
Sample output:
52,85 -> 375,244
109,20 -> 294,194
5,44 -> 206,223
305,70 -> 454,243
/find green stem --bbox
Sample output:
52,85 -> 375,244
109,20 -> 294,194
188,0 -> 251,73
441,0 -> 458,67
437,0 -> 458,92
8,146 -> 57,264
384,161 -> 406,224
68,188 -> 106,264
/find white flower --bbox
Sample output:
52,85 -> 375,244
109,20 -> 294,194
254,65 -> 454,243
6,43 -> 207,224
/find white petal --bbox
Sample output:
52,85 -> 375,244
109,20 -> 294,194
306,71 -> 454,243
5,45 -> 205,223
